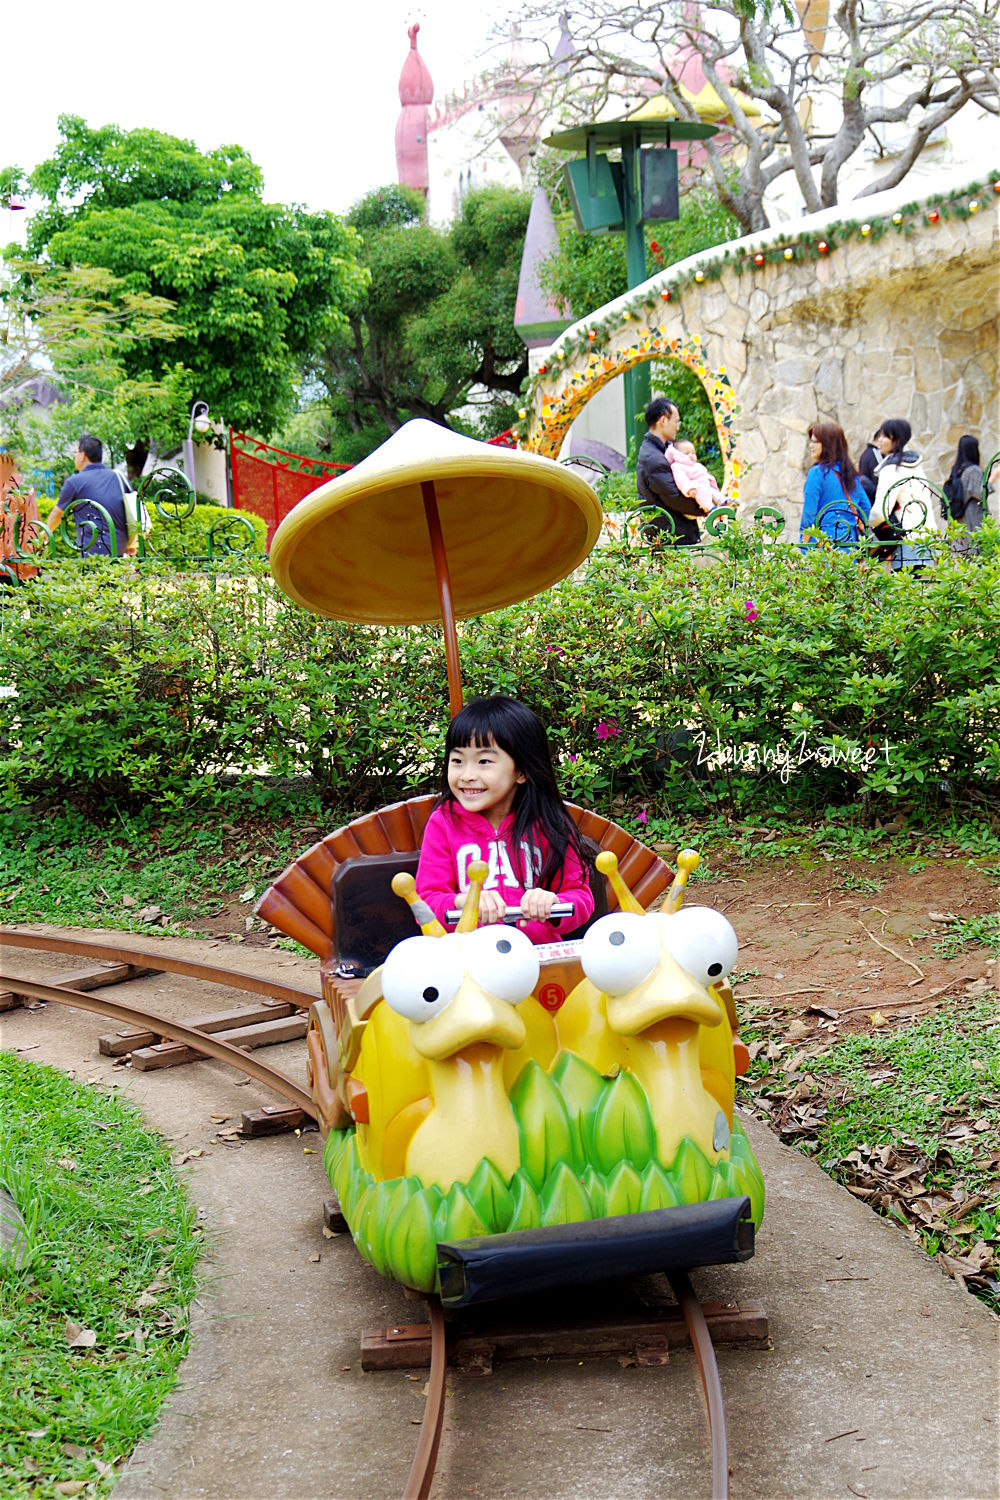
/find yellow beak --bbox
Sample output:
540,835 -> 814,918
411,979 -> 527,1061
605,947 -> 724,1036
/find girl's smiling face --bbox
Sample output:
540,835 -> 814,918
448,738 -> 525,828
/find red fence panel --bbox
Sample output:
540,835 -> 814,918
229,431 -> 350,547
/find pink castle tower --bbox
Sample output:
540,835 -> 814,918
395,23 -> 434,196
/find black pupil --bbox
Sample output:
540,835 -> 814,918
423,986 -> 439,1003
496,939 -> 511,954
708,962 -> 722,976
610,930 -> 625,946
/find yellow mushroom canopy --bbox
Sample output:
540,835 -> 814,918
268,419 -> 603,625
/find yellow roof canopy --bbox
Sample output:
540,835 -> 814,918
268,419 -> 603,626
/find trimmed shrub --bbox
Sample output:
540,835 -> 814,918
2,527 -> 998,819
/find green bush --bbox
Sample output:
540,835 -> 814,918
2,528 -> 999,819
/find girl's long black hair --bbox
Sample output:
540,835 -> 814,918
438,695 -> 585,889
950,434 -> 981,483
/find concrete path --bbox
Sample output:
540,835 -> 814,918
1,929 -> 997,1500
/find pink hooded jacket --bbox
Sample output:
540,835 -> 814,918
416,802 -> 594,946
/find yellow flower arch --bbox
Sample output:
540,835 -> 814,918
521,327 -> 743,501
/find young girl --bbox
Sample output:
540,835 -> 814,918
416,695 -> 594,945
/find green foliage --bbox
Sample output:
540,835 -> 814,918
0,1053 -> 201,1495
738,996 -> 1000,1309
537,187 -> 738,477
0,794 -> 327,933
20,115 -> 368,442
3,528 -> 1000,822
308,183 -> 531,444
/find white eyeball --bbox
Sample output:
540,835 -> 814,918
661,906 -> 738,987
581,912 -> 660,996
462,924 -> 539,1004
381,936 -> 464,1023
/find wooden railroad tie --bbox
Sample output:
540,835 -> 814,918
361,1300 -> 769,1376
98,998 -> 308,1070
0,961 -> 155,1013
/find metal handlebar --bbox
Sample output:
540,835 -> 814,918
445,902 -> 575,924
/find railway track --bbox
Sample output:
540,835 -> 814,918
2,925 -> 745,1499
0,927 -> 317,1120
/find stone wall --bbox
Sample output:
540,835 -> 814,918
528,180 -> 999,532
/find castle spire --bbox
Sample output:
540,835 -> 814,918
396,23 -> 434,194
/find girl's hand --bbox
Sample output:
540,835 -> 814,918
477,888 -> 508,924
520,887 -> 559,921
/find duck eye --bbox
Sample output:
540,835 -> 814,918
381,936 -> 464,1022
462,925 -> 539,1004
660,907 -> 738,987
580,912 -> 659,996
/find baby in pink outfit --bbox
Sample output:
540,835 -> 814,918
666,439 -> 723,513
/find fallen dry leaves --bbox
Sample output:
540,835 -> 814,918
738,1011 -> 1000,1300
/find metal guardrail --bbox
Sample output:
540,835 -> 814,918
0,467 -> 262,584
582,454 -> 999,564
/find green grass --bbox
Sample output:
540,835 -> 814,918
932,911 -> 1000,959
737,998 -> 1000,1309
0,791 -> 329,936
0,1054 -> 202,1495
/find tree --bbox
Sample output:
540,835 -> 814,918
497,0 -> 999,233
304,183 -> 531,446
19,116 -> 368,443
0,260 -> 178,397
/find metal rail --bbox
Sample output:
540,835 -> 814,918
668,1269 -> 730,1500
1,972 -> 316,1119
403,1297 -> 447,1500
0,928 -> 318,1010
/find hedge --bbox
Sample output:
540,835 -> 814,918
1,526 -> 998,821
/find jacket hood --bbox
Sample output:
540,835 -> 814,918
877,448 -> 922,471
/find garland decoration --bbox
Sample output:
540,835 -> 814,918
514,171 -> 999,452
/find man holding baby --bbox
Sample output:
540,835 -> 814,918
635,397 -> 720,547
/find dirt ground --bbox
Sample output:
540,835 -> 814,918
703,852 -> 999,1032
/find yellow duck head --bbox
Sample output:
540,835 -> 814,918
382,863 -> 536,1060
557,850 -> 740,1167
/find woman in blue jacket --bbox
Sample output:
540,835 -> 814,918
800,422 -> 871,550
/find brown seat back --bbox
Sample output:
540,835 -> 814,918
255,795 -> 672,963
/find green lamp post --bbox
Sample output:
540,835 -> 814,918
543,116 -> 717,452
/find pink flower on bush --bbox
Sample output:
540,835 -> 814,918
596,719 -> 620,741
744,599 -> 759,623
545,643 -> 565,657
636,809 -> 649,826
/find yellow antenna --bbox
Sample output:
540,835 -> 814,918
663,848 -> 700,913
391,872 -> 446,936
595,850 -> 643,915
456,860 -> 489,932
